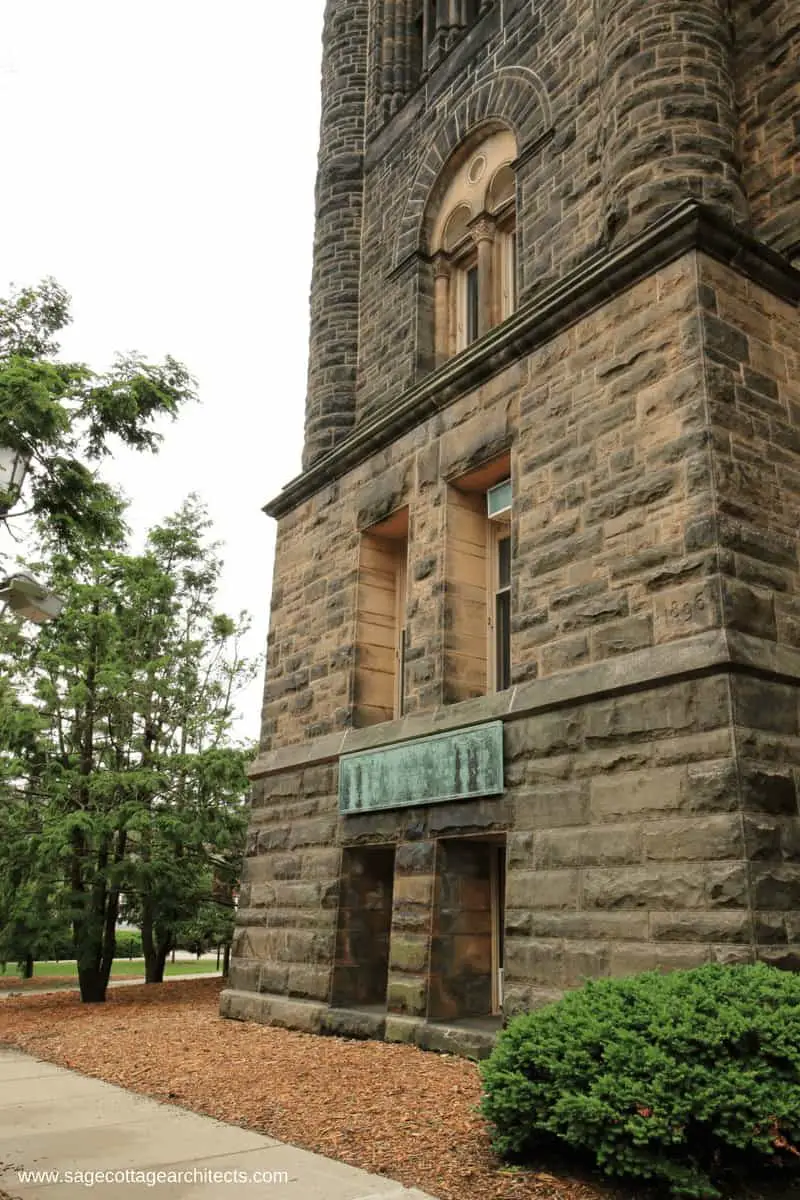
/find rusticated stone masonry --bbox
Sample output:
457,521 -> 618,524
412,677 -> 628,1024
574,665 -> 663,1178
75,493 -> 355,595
226,0 -> 800,1054
302,0 -> 368,469
597,0 -> 748,244
735,0 -> 800,256
224,663 -> 800,1047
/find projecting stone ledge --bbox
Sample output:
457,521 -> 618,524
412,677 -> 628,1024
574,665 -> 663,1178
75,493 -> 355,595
248,629 -> 800,781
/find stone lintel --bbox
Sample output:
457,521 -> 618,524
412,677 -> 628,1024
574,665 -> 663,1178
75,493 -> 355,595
265,201 -> 800,520
248,630 -> 800,781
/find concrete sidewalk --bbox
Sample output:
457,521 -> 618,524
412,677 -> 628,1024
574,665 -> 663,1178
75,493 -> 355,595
0,1049 -> 435,1200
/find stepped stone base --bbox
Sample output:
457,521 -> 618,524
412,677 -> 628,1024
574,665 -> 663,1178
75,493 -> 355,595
220,989 -> 501,1060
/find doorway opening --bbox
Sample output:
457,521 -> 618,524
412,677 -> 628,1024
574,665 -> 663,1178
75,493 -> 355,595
332,845 -> 395,1008
429,836 -> 506,1021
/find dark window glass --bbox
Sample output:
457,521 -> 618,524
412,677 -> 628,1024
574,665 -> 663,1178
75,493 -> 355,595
466,265 -> 479,345
495,590 -> 511,691
498,534 -> 511,589
397,626 -> 407,717
495,533 -> 511,691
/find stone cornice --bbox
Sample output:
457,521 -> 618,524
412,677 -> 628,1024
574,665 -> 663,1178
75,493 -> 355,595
265,202 -> 800,520
248,629 -> 800,780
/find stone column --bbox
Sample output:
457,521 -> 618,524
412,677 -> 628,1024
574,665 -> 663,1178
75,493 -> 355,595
386,841 -> 436,1019
473,217 -> 495,337
596,0 -> 747,246
302,0 -> 369,470
433,254 -> 451,366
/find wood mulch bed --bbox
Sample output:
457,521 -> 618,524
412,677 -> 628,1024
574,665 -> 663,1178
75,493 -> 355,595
0,977 -> 622,1200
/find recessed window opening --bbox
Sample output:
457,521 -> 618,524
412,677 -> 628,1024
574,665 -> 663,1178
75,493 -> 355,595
488,488 -> 512,694
444,454 -> 513,704
355,507 -> 409,727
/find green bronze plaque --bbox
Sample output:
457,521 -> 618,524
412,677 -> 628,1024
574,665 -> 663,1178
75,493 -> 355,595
339,721 -> 504,815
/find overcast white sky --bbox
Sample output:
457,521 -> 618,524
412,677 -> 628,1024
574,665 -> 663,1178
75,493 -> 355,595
1,1 -> 326,741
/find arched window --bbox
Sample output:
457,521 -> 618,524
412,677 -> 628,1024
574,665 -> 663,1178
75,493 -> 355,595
429,129 -> 518,365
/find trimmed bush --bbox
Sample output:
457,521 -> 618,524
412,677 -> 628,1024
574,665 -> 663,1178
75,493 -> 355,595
115,931 -> 143,958
480,964 -> 800,1198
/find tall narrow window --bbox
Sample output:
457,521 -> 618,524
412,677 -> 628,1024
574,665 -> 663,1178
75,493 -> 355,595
498,227 -> 517,320
394,552 -> 408,718
492,528 -> 511,692
355,508 -> 409,727
444,455 -> 512,704
466,264 -> 480,346
488,478 -> 512,692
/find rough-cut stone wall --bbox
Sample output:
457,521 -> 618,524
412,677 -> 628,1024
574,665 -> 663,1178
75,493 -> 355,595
261,254 -> 800,750
597,0 -> 747,246
351,0 -> 800,424
232,764 -> 339,1004
302,0 -> 369,468
698,257 -> 800,644
511,257 -> 709,682
228,668 -> 800,1022
262,498 -> 358,748
226,0 -> 800,1049
356,0 -> 597,420
502,673 -> 791,1013
734,0 -> 800,255
731,674 -> 800,963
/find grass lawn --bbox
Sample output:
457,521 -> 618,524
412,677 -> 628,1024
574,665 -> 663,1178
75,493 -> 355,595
0,958 -> 220,985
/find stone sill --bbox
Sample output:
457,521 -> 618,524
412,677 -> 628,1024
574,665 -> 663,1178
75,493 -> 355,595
249,629 -> 800,781
265,202 -> 800,520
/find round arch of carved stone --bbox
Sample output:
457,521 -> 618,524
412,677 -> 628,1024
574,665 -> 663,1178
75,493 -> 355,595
393,65 -> 553,270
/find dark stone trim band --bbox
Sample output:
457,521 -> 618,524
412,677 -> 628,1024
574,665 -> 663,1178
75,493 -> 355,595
266,202 -> 800,520
248,629 -> 800,781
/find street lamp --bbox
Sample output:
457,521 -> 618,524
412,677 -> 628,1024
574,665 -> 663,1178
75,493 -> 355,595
0,445 -> 30,517
0,444 -> 63,625
0,573 -> 65,624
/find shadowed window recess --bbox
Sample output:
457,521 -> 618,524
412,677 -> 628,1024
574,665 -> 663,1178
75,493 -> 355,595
444,454 -> 513,704
354,507 -> 409,728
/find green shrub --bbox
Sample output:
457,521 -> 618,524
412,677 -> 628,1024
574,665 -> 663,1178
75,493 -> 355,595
115,931 -> 143,958
480,964 -> 800,1198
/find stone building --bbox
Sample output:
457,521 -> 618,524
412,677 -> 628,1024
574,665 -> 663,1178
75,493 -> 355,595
221,0 -> 800,1055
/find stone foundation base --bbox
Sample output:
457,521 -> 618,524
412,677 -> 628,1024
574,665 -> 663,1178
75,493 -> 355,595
220,988 -> 503,1060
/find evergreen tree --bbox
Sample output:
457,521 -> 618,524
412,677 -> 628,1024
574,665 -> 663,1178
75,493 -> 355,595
0,500 -> 256,1001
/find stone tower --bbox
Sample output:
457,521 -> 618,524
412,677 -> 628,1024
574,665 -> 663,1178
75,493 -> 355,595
222,0 -> 800,1053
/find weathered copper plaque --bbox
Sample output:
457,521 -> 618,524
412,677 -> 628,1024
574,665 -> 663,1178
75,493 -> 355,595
339,721 -> 504,815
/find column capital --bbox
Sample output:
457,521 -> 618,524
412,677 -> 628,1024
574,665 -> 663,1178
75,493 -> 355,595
470,214 -> 496,243
432,251 -> 452,279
